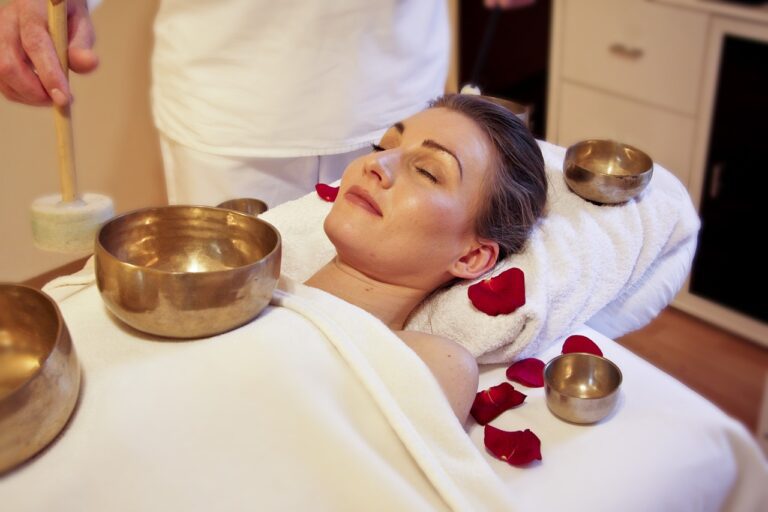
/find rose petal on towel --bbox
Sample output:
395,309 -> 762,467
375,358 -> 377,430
315,183 -> 339,202
470,382 -> 527,425
562,335 -> 603,357
467,267 -> 525,316
484,425 -> 542,466
505,358 -> 545,388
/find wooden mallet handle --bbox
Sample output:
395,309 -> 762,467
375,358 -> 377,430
48,0 -> 78,203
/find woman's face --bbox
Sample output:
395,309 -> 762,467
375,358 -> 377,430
324,107 -> 498,291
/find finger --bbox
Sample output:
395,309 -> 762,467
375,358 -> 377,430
69,46 -> 98,73
0,72 -> 52,106
19,22 -> 71,106
499,0 -> 536,8
0,81 -> 23,103
68,3 -> 98,73
0,15 -> 52,105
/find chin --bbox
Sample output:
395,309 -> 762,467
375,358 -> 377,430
325,214 -> 374,265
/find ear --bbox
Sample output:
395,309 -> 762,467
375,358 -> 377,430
449,238 -> 499,280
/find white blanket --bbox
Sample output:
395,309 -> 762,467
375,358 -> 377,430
2,266 -> 766,511
260,141 -> 701,363
0,273 -> 517,512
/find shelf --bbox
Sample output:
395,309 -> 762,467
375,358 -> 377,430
651,0 -> 768,24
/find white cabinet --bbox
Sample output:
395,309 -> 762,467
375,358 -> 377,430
560,0 -> 708,114
558,82 -> 696,185
548,0 -> 707,188
547,0 -> 768,346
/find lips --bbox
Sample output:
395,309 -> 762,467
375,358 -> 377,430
344,186 -> 382,217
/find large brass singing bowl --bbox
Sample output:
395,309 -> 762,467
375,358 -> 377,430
544,352 -> 622,424
0,284 -> 80,473
564,139 -> 653,204
95,206 -> 281,338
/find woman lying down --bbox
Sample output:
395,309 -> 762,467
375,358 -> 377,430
254,94 -> 546,509
1,95 -> 546,511
305,94 -> 547,422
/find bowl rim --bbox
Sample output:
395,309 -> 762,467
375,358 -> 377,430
564,138 -> 654,177
544,352 -> 623,400
0,283 -> 67,401
216,197 -> 269,214
95,204 -> 282,276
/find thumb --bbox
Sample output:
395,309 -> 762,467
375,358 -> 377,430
67,3 -> 98,73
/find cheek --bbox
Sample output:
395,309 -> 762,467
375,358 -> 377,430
396,193 -> 471,238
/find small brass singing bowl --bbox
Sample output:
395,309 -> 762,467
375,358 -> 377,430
544,353 -> 622,424
216,198 -> 269,216
0,284 -> 81,473
479,95 -> 531,128
563,139 -> 653,204
95,205 -> 281,338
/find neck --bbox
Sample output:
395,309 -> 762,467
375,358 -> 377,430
304,257 -> 429,330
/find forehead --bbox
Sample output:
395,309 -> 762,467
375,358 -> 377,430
395,107 -> 493,178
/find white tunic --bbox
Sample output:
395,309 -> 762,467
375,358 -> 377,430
149,0 -> 449,157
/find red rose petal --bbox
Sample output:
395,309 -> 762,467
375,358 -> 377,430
484,425 -> 542,466
470,382 -> 527,425
505,358 -> 545,388
315,183 -> 339,202
562,335 -> 603,357
468,267 -> 525,316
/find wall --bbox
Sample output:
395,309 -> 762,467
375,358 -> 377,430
0,0 -> 164,282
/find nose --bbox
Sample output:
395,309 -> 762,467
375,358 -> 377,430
363,150 -> 397,188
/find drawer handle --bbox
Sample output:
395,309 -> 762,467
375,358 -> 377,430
609,43 -> 644,60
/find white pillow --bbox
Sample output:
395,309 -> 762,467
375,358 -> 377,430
260,141 -> 700,363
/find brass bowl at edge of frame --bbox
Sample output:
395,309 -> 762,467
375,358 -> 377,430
0,284 -> 81,473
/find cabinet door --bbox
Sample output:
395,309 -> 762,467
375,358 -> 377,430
560,0 -> 708,115
691,34 -> 768,321
557,82 -> 695,185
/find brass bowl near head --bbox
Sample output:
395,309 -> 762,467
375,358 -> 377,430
216,198 -> 269,217
544,352 -> 622,424
563,139 -> 653,204
95,205 -> 281,339
479,94 -> 531,128
0,284 -> 80,473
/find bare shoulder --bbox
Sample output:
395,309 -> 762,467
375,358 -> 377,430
396,330 -> 479,423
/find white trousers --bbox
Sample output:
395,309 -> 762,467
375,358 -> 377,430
159,135 -> 371,208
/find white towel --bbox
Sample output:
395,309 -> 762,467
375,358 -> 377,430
260,141 -> 700,363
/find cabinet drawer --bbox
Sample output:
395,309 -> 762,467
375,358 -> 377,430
560,0 -> 708,115
556,82 -> 695,186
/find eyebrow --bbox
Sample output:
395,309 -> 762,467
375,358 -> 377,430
422,139 -> 463,179
391,122 -> 463,179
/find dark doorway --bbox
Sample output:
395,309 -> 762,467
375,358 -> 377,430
459,0 -> 552,139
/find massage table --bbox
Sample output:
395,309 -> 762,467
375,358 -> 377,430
2,140 -> 766,510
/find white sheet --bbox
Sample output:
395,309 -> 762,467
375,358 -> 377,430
1,276 -> 516,511
1,268 -> 766,511
470,325 -> 768,512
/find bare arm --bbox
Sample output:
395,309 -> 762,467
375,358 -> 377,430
396,330 -> 479,424
0,0 -> 97,106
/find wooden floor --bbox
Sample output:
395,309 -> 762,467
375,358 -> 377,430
23,259 -> 768,433
617,306 -> 768,433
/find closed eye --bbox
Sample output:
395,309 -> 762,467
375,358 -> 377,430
371,143 -> 385,152
417,167 -> 438,183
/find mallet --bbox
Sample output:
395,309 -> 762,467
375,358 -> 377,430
30,0 -> 114,253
